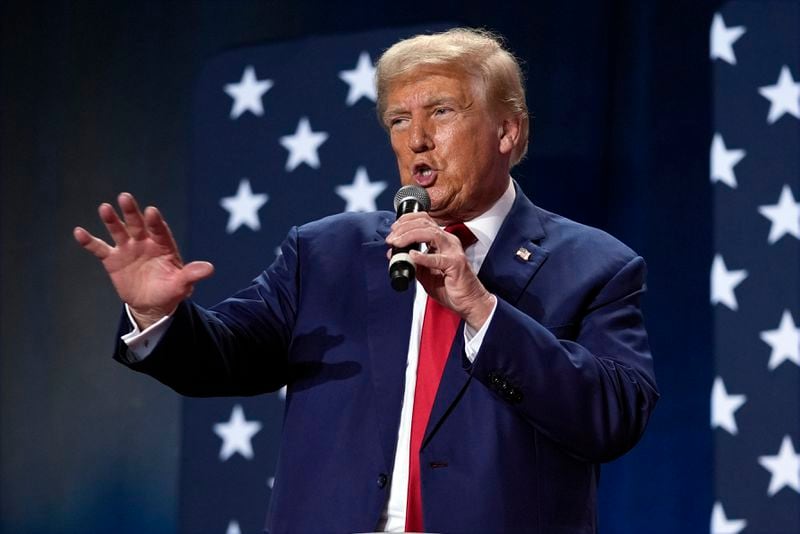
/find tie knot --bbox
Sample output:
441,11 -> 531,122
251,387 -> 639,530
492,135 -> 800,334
445,222 -> 478,249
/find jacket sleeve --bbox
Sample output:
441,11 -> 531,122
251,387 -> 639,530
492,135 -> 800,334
470,255 -> 659,463
113,226 -> 301,397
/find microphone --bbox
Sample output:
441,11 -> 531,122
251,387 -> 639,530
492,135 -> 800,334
389,185 -> 431,292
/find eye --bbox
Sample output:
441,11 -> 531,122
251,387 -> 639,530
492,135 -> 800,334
433,107 -> 453,116
388,116 -> 409,129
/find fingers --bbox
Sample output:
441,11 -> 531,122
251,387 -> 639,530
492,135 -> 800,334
390,211 -> 436,233
387,220 -> 459,253
388,212 -> 437,246
95,193 -> 174,252
118,192 -> 147,240
409,249 -> 446,271
73,226 -> 111,259
410,248 -> 492,326
144,206 -> 181,258
98,202 -> 130,246
79,193 -> 194,278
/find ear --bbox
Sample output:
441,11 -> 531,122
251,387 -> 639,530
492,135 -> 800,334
497,115 -> 522,156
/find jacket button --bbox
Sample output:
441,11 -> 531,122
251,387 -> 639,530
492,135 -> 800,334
489,372 -> 502,389
377,473 -> 388,489
508,388 -> 523,404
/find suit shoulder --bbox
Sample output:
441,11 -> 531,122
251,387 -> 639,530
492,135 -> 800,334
536,206 -> 641,269
297,211 -> 394,243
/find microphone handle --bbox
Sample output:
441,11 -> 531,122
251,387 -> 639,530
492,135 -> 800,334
389,199 -> 425,292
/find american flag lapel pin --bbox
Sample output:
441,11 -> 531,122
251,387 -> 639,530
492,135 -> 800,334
515,247 -> 532,261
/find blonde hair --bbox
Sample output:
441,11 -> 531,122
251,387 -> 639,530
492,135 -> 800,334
375,27 -> 529,166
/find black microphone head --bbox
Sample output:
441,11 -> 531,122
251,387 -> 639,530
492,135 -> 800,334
393,185 -> 431,212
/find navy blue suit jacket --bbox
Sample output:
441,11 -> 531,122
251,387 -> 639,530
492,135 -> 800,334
116,183 -> 659,533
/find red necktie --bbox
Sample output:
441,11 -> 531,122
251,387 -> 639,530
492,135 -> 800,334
405,223 -> 477,532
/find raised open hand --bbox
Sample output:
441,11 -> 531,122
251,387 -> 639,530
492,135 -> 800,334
73,192 -> 214,329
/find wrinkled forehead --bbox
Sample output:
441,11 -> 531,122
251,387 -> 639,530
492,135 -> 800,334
384,64 -> 487,105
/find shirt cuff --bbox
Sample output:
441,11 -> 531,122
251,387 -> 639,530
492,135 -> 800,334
463,295 -> 498,363
120,304 -> 174,361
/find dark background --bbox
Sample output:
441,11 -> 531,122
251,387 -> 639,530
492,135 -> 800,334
1,1 -> 717,532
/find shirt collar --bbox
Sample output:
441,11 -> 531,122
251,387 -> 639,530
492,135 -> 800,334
463,178 -> 516,249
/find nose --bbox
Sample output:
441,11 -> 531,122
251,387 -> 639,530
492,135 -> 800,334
407,119 -> 433,153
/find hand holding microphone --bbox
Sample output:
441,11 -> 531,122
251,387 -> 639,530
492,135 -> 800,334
388,185 -> 431,291
386,185 -> 495,329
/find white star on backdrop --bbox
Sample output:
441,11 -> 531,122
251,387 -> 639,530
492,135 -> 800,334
758,184 -> 800,244
711,377 -> 747,435
339,51 -> 377,105
224,66 -> 274,119
280,117 -> 329,171
710,13 -> 746,65
759,309 -> 800,370
710,254 -> 748,311
226,520 -> 242,534
219,179 -> 269,234
710,133 -> 746,188
710,502 -> 747,534
213,404 -> 262,461
758,435 -> 800,496
335,166 -> 387,212
758,65 -> 800,124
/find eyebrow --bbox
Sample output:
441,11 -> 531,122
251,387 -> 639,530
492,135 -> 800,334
383,96 -> 461,119
424,96 -> 458,108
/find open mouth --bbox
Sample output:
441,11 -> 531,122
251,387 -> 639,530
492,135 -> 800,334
412,164 -> 437,186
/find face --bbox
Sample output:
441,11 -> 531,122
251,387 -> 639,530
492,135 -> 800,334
383,67 -> 519,224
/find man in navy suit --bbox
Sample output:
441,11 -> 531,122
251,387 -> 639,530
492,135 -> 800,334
75,28 -> 658,533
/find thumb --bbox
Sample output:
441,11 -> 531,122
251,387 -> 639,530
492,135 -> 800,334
182,261 -> 215,284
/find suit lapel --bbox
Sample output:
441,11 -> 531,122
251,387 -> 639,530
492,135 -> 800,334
422,323 -> 470,448
477,184 -> 549,305
424,183 -> 549,446
362,218 -> 415,467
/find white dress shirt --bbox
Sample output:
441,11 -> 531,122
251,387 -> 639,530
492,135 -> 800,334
379,179 -> 515,531
122,179 -> 517,532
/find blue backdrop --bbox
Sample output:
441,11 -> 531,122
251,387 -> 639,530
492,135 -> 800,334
8,0 -> 796,533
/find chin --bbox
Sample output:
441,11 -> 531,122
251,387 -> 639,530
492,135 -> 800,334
428,209 -> 456,225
